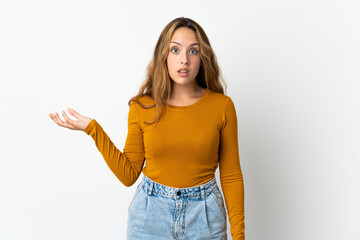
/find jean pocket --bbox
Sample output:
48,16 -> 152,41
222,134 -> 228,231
128,182 -> 143,213
211,188 -> 225,208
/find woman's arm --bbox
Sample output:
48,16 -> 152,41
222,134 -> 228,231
219,97 -> 245,240
49,103 -> 145,187
82,102 -> 145,187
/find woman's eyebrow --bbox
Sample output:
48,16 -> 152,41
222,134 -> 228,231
171,41 -> 199,46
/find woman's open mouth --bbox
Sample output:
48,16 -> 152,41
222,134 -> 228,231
178,69 -> 189,77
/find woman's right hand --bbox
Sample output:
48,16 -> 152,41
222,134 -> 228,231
49,107 -> 93,131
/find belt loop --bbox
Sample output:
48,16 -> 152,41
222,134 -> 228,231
147,181 -> 154,196
200,185 -> 205,200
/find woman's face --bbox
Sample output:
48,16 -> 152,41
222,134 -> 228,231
166,27 -> 201,87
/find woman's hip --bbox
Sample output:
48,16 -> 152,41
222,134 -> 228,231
127,174 -> 227,240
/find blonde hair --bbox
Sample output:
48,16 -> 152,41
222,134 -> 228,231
128,17 -> 227,125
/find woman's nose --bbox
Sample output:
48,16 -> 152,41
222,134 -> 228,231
180,52 -> 189,65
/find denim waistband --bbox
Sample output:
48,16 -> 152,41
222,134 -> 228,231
140,174 -> 218,201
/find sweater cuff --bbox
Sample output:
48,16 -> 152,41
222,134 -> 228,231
83,119 -> 97,135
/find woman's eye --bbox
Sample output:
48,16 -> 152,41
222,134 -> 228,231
171,48 -> 198,54
190,49 -> 198,54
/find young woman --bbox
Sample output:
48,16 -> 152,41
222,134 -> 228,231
49,17 -> 245,240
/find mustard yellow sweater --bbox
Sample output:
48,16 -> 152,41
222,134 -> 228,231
83,88 -> 245,239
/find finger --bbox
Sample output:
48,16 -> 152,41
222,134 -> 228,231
53,112 -> 65,126
62,110 -> 76,126
51,112 -> 62,125
49,113 -> 60,124
67,107 -> 81,119
54,112 -> 74,129
49,113 -> 57,124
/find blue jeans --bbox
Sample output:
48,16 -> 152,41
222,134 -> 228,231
127,174 -> 227,240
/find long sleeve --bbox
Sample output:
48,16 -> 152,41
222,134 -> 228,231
83,102 -> 145,187
219,97 -> 245,240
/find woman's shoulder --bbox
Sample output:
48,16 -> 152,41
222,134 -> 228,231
136,94 -> 155,104
207,88 -> 232,105
130,94 -> 155,111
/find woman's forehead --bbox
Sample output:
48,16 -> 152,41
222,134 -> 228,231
170,28 -> 199,45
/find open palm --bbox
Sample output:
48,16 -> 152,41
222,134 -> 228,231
49,107 -> 92,131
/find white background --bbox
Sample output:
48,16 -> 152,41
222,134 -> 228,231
1,0 -> 359,239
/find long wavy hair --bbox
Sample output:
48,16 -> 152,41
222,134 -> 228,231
128,17 -> 227,126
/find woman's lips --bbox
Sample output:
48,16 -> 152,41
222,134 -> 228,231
178,69 -> 189,77
178,71 -> 189,77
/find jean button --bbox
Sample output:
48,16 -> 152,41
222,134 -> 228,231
177,190 -> 181,196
